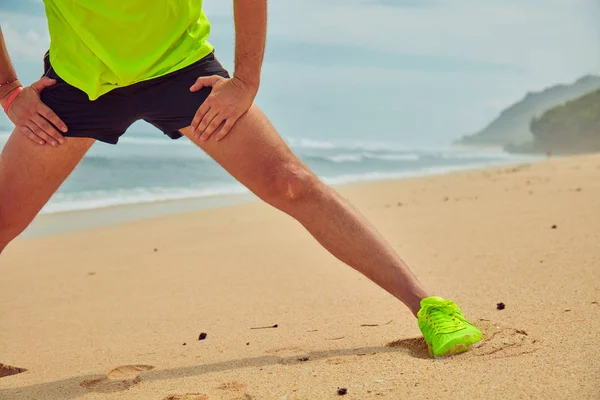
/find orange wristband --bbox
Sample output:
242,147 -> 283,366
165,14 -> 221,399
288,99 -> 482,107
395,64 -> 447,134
3,86 -> 23,114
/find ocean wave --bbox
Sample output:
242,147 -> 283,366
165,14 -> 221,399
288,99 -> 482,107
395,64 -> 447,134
326,154 -> 364,163
286,137 -> 338,149
321,160 -> 516,185
322,152 -> 421,163
41,156 -> 529,214
42,185 -> 248,214
285,137 -> 521,160
118,136 -> 190,145
311,150 -> 515,164
373,153 -> 421,161
0,131 -> 11,144
121,135 -> 410,152
286,137 -> 413,152
436,151 -> 516,160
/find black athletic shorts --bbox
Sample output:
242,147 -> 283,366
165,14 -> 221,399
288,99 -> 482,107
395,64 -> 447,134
40,51 -> 230,144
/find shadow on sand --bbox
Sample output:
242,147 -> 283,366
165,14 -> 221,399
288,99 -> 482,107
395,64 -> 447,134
0,337 -> 429,399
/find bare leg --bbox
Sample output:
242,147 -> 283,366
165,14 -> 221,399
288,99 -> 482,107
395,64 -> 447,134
181,105 -> 430,316
0,131 -> 94,253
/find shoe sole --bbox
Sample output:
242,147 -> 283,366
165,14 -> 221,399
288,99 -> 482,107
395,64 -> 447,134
428,340 -> 483,359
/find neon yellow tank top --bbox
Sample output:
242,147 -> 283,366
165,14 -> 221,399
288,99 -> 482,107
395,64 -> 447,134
43,1 -> 214,100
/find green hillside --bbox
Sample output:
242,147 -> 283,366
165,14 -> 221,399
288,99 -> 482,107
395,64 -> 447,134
510,89 -> 600,154
456,75 -> 600,147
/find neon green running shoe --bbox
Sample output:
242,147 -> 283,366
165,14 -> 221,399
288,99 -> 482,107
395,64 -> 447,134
417,296 -> 482,359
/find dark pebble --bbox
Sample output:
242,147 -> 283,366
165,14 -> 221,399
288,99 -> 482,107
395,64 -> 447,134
496,302 -> 505,310
198,332 -> 207,340
298,357 -> 309,362
182,343 -> 187,346
337,388 -> 348,395
551,225 -> 557,229
246,342 -> 250,346
153,248 -> 158,252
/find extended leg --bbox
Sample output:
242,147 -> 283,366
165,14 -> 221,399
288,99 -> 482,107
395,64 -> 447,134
0,131 -> 94,253
181,105 -> 430,315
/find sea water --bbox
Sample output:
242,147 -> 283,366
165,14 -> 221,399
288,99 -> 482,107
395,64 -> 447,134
0,130 -> 533,214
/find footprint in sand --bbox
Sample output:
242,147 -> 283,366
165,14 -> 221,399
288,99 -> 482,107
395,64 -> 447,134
387,320 -> 538,359
218,381 -> 254,400
470,319 -> 538,358
0,363 -> 27,378
81,364 -> 154,393
106,364 -> 154,380
162,394 -> 208,400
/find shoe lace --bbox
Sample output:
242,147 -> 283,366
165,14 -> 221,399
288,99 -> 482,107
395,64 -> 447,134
424,301 -> 467,334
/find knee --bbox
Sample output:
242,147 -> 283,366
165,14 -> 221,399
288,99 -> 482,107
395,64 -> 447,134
264,163 -> 321,208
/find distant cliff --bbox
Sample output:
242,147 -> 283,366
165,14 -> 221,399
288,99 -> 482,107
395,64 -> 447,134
504,89 -> 599,154
456,75 -> 600,147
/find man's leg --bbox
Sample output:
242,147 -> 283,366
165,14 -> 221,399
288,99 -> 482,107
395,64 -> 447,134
0,131 -> 94,253
180,104 -> 429,316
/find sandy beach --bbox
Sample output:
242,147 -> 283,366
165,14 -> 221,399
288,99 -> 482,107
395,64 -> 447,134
1,154 -> 599,399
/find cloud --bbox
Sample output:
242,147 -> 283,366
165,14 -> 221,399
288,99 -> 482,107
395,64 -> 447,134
0,0 -> 45,16
263,0 -> 599,83
1,0 -> 598,141
263,38 -> 522,73
1,23 -> 49,61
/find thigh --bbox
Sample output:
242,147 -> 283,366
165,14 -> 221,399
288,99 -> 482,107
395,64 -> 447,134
0,131 -> 94,236
179,104 -> 306,195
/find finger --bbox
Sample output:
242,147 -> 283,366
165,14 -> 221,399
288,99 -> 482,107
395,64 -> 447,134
191,101 -> 211,132
31,76 -> 57,93
190,75 -> 221,92
29,121 -> 58,146
20,126 -> 46,145
33,114 -> 65,144
199,114 -> 225,141
38,103 -> 68,133
215,118 -> 237,142
197,109 -> 218,139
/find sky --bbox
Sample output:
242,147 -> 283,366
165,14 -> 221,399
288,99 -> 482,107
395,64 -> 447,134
1,0 -> 599,145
